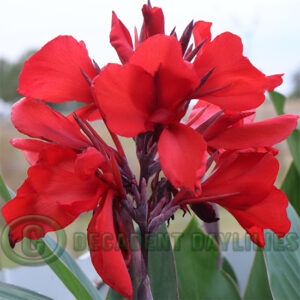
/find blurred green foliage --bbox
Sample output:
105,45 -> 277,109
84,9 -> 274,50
0,51 -> 82,111
0,50 -> 35,102
290,70 -> 300,98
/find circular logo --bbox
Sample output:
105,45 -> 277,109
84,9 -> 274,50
1,215 -> 66,266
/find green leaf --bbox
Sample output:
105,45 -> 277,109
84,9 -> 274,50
263,205 -> 300,300
268,91 -> 285,115
43,235 -> 103,300
281,162 -> 300,216
243,250 -> 272,300
174,218 -> 241,300
0,175 -> 12,203
287,130 -> 300,175
0,177 -> 102,300
148,223 -> 179,300
31,239 -> 95,300
106,288 -> 125,300
222,257 -> 238,286
269,91 -> 300,175
0,281 -> 52,300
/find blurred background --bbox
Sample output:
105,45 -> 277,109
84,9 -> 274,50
0,0 -> 299,298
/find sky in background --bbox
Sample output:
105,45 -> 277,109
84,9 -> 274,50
1,0 -> 300,94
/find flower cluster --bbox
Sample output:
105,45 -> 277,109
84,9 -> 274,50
2,2 -> 299,298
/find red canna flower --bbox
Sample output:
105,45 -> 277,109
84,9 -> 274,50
100,2 -> 298,252
110,2 -> 164,64
110,4 -> 283,113
2,97 -> 132,298
187,100 -> 299,153
110,11 -> 134,65
190,21 -> 284,111
172,151 -> 291,247
139,3 -> 165,41
17,36 -> 101,121
94,34 -> 207,193
2,3 -> 298,299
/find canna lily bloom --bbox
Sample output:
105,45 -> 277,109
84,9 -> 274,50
94,34 -> 207,194
190,21 -> 284,111
187,100 -> 299,153
110,3 -> 283,112
94,29 -> 297,195
172,151 -> 291,247
17,35 -> 101,121
3,3 -> 297,299
2,97 -> 133,298
110,2 -> 164,64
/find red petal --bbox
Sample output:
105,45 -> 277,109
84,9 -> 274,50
93,63 -> 155,137
1,145 -> 103,245
11,98 -> 91,149
201,152 -> 279,204
130,35 -> 199,109
141,5 -> 165,39
10,138 -> 51,165
208,114 -> 299,149
88,190 -> 132,299
200,152 -> 290,246
266,74 -> 284,91
193,21 -> 212,55
193,21 -> 212,45
18,36 -> 97,103
202,111 -> 254,141
110,12 -> 133,64
158,123 -> 207,193
174,151 -> 290,246
187,100 -> 220,128
227,187 -> 290,247
193,32 -> 266,111
68,103 -> 102,122
75,147 -> 107,179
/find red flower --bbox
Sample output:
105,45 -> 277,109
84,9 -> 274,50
88,189 -> 132,298
18,36 -> 101,121
191,23 -> 283,111
110,11 -> 134,65
173,151 -> 291,247
2,144 -> 105,244
188,100 -> 299,152
11,97 -> 92,150
109,5 -> 283,114
140,4 -> 165,41
3,3 -> 296,296
2,98 -> 132,298
94,34 -> 207,193
110,3 -> 164,64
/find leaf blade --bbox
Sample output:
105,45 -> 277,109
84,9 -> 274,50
243,250 -> 272,300
222,257 -> 238,287
287,130 -> 300,175
43,235 -> 103,300
0,175 -> 12,203
269,91 -> 300,175
281,162 -> 300,216
148,223 -> 179,300
0,281 -> 52,300
263,205 -> 300,300
174,218 -> 241,300
269,91 -> 285,115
